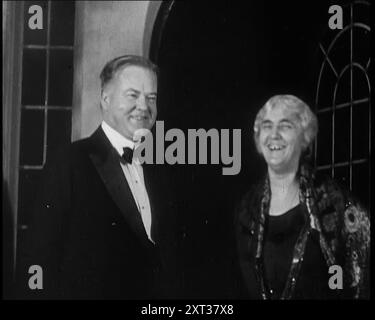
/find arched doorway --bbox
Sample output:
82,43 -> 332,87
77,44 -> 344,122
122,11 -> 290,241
150,1 -> 370,298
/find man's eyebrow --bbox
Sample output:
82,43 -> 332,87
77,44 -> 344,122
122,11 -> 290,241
124,88 -> 157,95
124,88 -> 141,94
261,119 -> 273,124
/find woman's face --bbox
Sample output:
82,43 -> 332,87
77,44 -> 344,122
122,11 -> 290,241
258,105 -> 305,174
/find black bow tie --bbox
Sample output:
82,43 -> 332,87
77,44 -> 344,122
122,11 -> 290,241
121,147 -> 134,164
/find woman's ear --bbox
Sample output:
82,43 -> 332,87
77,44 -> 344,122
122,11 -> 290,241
301,132 -> 310,150
301,135 -> 313,160
253,133 -> 263,155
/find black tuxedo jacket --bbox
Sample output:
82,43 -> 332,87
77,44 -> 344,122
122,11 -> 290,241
19,127 -> 178,299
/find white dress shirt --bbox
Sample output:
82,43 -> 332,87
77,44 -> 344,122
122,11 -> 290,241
101,121 -> 154,243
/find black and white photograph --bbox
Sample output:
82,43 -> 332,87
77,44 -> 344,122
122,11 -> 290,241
3,0 -> 371,307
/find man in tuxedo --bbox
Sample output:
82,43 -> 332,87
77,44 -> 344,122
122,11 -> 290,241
20,55 -> 177,299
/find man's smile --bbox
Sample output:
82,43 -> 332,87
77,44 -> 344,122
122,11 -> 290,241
130,114 -> 150,122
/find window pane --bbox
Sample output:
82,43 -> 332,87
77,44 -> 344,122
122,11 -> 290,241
48,49 -> 74,106
353,8 -> 370,69
352,103 -> 369,160
22,49 -> 46,105
334,107 -> 350,163
46,110 -> 72,162
316,167 -> 332,180
352,162 -> 370,210
334,70 -> 350,106
23,1 -> 48,45
18,169 -> 43,227
316,111 -> 332,166
50,1 -> 75,46
334,165 -> 349,190
20,110 -> 44,166
329,31 -> 350,81
316,65 -> 336,110
354,2 -> 370,25
353,67 -> 370,101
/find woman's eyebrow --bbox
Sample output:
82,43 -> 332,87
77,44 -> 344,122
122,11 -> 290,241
261,119 -> 273,124
279,118 -> 295,124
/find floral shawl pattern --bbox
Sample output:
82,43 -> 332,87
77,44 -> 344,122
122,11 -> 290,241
236,163 -> 370,299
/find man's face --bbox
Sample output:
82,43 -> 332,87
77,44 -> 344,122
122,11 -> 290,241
258,105 -> 304,174
101,65 -> 157,140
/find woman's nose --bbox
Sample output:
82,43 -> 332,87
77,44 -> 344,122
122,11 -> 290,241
270,126 -> 281,138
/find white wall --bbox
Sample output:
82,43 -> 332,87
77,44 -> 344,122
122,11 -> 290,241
72,1 -> 162,140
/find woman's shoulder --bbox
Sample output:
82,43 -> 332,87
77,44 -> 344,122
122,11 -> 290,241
234,179 -> 265,226
238,179 -> 265,207
311,170 -> 370,239
311,171 -> 370,298
311,171 -> 365,213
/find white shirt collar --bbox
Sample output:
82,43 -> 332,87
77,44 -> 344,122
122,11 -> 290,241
101,121 -> 135,156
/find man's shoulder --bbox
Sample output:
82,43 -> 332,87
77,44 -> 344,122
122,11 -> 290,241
50,136 -> 92,160
44,131 -> 101,172
70,135 -> 95,156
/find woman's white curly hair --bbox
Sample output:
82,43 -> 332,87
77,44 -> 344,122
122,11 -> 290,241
253,94 -> 318,158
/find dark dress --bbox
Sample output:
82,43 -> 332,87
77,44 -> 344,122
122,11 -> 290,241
263,205 -> 336,299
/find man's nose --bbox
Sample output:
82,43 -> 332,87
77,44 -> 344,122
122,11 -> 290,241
136,95 -> 148,110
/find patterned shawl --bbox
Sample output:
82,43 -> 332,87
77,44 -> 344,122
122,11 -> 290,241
247,163 -> 370,299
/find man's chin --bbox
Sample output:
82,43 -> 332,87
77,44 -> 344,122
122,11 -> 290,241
132,124 -> 153,133
127,124 -> 153,139
133,128 -> 153,142
130,119 -> 153,129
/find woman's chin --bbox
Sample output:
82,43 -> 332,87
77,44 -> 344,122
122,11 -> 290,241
266,158 -> 283,168
266,160 -> 292,174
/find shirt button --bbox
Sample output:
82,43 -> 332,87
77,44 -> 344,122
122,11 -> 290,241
141,206 -> 144,210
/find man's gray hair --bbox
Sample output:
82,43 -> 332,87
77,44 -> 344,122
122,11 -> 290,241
100,55 -> 158,92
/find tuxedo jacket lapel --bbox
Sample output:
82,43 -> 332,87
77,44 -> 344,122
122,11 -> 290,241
88,127 -> 152,248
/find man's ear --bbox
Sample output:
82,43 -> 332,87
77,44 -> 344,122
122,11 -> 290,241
101,90 -> 110,111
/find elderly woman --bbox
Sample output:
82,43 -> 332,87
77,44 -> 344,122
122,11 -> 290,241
235,95 -> 370,299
